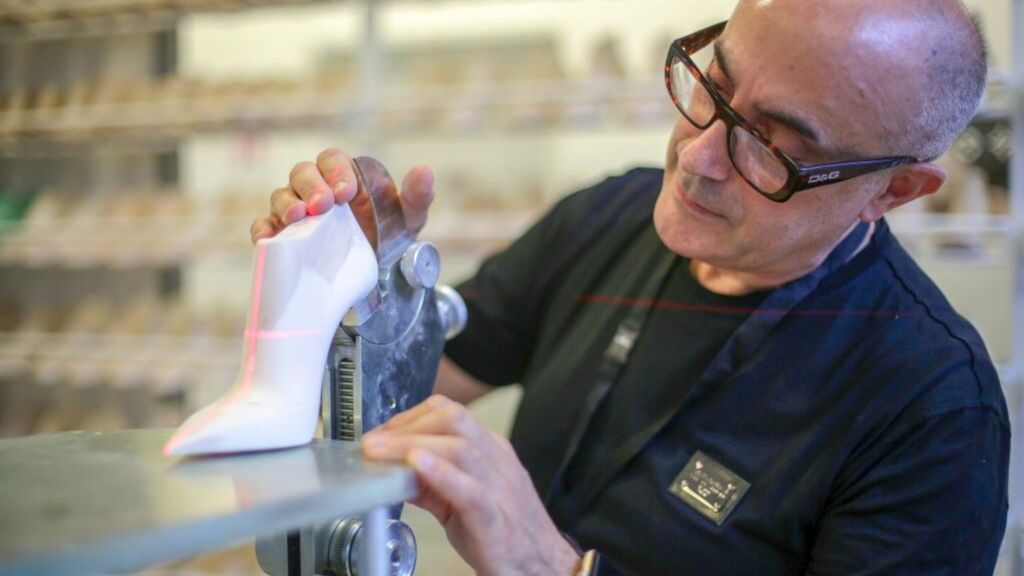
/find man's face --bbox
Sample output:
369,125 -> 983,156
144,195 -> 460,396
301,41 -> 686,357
654,1 -> 910,275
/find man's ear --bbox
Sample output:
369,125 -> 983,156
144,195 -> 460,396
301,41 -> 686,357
859,163 -> 947,222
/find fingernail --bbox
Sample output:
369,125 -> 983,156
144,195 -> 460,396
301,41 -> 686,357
334,181 -> 354,200
327,165 -> 343,186
305,195 -> 326,216
285,203 -> 305,223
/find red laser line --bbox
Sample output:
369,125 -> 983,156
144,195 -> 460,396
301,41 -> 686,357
164,244 -> 269,456
239,243 -> 267,399
461,289 -> 917,318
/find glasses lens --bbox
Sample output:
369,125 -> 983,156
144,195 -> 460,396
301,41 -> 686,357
669,50 -> 715,127
730,126 -> 790,194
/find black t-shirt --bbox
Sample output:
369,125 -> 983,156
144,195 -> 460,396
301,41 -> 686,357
561,253 -> 769,500
445,168 -> 1009,575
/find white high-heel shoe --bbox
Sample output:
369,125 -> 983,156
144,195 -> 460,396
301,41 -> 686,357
164,204 -> 378,456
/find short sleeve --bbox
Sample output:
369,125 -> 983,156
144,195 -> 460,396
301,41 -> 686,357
442,168 -> 663,387
808,406 -> 1009,576
443,197 -> 576,386
443,168 -> 663,388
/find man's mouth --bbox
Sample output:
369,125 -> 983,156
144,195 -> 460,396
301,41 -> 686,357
674,179 -> 725,219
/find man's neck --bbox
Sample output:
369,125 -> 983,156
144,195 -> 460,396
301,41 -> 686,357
690,221 -> 876,296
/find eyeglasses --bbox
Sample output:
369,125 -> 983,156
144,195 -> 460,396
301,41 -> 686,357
665,21 -> 924,202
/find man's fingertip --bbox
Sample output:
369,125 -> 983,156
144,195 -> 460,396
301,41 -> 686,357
251,226 -> 273,243
307,197 -> 332,216
426,395 -> 448,408
334,181 -> 357,203
284,202 -> 305,223
409,450 -> 434,471
362,433 -> 389,454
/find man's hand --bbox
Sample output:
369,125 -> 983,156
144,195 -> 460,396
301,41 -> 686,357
249,148 -> 434,243
362,395 -> 581,576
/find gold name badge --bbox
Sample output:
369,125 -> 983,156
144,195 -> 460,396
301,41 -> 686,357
669,451 -> 750,526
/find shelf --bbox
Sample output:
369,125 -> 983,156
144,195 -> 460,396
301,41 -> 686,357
0,190 -> 540,268
0,136 -> 180,158
0,76 -> 673,146
0,0 -> 336,42
0,330 -> 239,394
0,293 -> 241,435
975,74 -> 1019,119
2,73 -> 1012,149
0,293 -> 243,403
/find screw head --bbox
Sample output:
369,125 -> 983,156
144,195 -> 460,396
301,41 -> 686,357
400,242 -> 440,289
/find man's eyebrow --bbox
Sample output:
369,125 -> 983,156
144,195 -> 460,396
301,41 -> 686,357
754,105 -> 824,145
713,40 -> 826,147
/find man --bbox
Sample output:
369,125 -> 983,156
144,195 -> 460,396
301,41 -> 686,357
250,0 -> 1010,574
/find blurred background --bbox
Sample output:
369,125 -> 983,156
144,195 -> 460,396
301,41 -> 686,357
0,0 -> 1020,574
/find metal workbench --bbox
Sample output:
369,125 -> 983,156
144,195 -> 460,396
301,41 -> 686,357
0,428 -> 417,576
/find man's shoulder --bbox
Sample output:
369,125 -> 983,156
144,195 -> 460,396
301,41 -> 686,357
832,222 -> 1007,424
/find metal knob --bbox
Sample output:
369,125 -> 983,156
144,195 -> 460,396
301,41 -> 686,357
328,517 -> 417,576
436,285 -> 467,341
400,242 -> 440,290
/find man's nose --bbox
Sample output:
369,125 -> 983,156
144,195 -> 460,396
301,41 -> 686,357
678,119 -> 732,182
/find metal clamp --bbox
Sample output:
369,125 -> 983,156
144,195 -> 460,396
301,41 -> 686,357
257,157 -> 467,576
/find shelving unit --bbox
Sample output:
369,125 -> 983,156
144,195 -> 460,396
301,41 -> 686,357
1,5 -> 183,440
0,77 -> 670,144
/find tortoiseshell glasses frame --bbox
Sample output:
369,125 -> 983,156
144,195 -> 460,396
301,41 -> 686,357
666,20 -> 924,202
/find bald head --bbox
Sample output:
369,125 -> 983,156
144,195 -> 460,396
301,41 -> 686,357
731,0 -> 987,161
